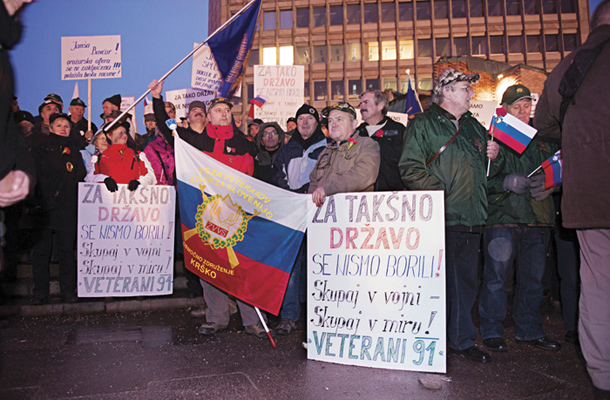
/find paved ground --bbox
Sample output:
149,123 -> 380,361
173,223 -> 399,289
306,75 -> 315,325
0,299 -> 594,400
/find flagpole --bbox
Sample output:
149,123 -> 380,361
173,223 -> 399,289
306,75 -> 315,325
527,166 -> 542,178
486,116 -> 497,177
87,78 -> 92,132
255,306 -> 277,348
101,0 -> 260,134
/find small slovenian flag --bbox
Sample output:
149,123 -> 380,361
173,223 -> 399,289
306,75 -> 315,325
489,108 -> 537,154
540,150 -> 562,189
249,95 -> 266,108
143,97 -> 149,108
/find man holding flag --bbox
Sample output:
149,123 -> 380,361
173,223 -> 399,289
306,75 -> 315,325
479,84 -> 561,354
149,79 -> 265,338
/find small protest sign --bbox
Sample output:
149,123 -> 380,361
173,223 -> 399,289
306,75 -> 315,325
77,183 -> 176,297
469,100 -> 497,129
253,65 -> 304,131
61,35 -> 121,80
165,88 -> 216,120
191,43 -> 223,93
307,191 -> 446,373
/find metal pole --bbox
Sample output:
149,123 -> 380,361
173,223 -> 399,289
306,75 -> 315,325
102,0 -> 259,133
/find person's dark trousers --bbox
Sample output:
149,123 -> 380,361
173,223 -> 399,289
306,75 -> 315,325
32,228 -> 77,300
279,235 -> 307,321
175,197 -> 202,297
479,226 -> 549,341
445,228 -> 481,351
1,203 -> 23,281
554,224 -> 580,332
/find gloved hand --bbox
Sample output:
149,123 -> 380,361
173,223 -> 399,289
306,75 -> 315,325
104,177 -> 118,192
503,173 -> 530,194
128,180 -> 140,192
530,174 -> 554,201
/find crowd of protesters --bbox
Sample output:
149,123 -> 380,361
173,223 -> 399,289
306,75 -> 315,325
1,0 -> 609,397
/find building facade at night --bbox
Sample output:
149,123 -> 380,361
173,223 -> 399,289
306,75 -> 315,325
209,0 -> 591,112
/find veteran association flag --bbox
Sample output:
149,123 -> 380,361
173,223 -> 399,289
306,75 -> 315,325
489,108 -> 537,154
174,135 -> 314,315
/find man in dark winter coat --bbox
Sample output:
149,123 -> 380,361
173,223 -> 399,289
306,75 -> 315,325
254,121 -> 285,184
357,89 -> 406,191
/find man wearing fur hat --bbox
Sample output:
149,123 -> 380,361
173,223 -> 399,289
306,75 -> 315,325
399,68 -> 500,364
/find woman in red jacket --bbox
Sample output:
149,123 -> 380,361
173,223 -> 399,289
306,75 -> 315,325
86,121 -> 156,191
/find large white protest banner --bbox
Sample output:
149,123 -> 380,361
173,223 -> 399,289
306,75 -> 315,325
61,35 -> 121,80
165,88 -> 216,120
191,43 -> 223,92
307,191 -> 446,373
253,65 -> 304,131
470,100 -> 497,130
77,183 -> 176,297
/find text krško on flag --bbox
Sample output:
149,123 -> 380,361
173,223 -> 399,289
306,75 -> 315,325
489,107 -> 537,154
206,0 -> 262,98
174,135 -> 314,315
539,150 -> 562,190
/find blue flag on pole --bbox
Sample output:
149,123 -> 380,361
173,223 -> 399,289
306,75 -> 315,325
404,77 -> 423,119
207,0 -> 262,98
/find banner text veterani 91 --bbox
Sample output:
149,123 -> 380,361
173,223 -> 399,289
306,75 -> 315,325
307,191 -> 446,373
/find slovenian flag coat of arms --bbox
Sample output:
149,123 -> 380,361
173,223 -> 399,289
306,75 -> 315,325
174,135 -> 314,315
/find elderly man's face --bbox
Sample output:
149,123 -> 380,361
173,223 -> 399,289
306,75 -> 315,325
359,92 -> 384,123
207,104 -> 231,126
505,99 -> 532,125
49,118 -> 71,137
261,126 -> 280,151
444,82 -> 473,115
287,120 -> 297,131
69,105 -> 85,121
297,114 -> 318,140
328,110 -> 357,143
41,104 -> 60,123
102,101 -> 118,117
187,106 -> 207,126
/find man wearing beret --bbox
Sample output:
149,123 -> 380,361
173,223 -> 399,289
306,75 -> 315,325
399,68 -> 500,364
479,84 -> 561,354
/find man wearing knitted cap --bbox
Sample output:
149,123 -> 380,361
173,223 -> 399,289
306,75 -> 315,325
148,80 -> 266,338
271,104 -> 329,336
399,68 -> 501,364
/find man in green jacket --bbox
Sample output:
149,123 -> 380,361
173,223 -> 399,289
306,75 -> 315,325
479,85 -> 561,354
399,68 -> 500,364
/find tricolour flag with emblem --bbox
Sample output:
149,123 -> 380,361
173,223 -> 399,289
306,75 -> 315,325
540,150 -> 562,189
489,109 -> 537,154
174,134 -> 314,315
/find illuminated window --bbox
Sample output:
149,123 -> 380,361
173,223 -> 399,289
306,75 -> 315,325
330,45 -> 344,62
399,39 -> 414,59
346,43 -> 362,61
262,47 -> 277,65
264,11 -> 276,30
295,47 -> 310,64
279,46 -> 294,65
418,77 -> 433,91
313,45 -> 327,63
367,42 -> 379,61
382,41 -> 397,60
383,77 -> 397,91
